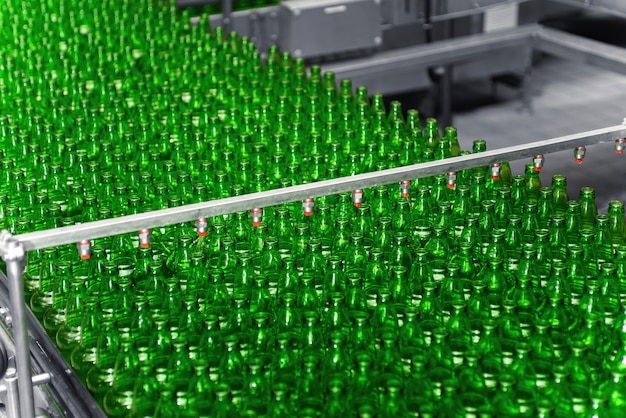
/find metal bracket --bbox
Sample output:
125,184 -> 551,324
2,370 -> 51,418
0,231 -> 25,264
0,371 -> 52,394
0,230 -> 35,418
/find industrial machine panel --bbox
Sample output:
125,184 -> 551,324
381,0 -> 425,25
278,0 -> 382,58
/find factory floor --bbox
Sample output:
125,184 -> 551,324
450,54 -> 626,213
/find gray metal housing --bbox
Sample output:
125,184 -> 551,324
278,0 -> 382,59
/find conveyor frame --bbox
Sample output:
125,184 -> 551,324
321,23 -> 626,86
1,122 -> 626,416
0,271 -> 106,418
547,0 -> 626,20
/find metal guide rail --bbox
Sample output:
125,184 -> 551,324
547,0 -> 626,20
1,122 -> 626,417
321,24 -> 626,80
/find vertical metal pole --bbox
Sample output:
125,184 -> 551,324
439,18 -> 453,128
222,0 -> 233,34
440,64 -> 453,128
4,368 -> 20,418
1,233 -> 35,418
520,67 -> 533,114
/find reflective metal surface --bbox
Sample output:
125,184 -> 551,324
11,124 -> 626,252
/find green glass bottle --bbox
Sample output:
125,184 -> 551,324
478,259 -> 510,315
616,245 -> 626,305
551,174 -> 569,216
524,163 -> 542,200
443,126 -> 460,157
423,118 -> 440,150
598,262 -> 621,325
565,200 -> 583,244
492,186 -> 512,229
471,139 -> 489,175
500,161 -> 513,187
580,229 -> 600,276
596,215 -> 615,262
608,200 -> 626,245
563,244 -> 585,307
579,187 -> 597,231
423,225 -> 450,269
412,185 -> 434,226
364,247 -> 389,291
42,261 -> 75,335
469,172 -> 488,212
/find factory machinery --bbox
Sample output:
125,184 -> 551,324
1,0 -> 626,416
177,0 -> 626,126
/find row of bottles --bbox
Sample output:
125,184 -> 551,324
0,0 -> 476,235
22,168 -> 626,416
3,0 -> 626,416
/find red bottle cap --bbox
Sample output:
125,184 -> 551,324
195,218 -> 208,237
352,190 -> 363,207
400,180 -> 412,198
77,240 -> 91,260
446,172 -> 456,189
251,208 -> 263,226
532,155 -> 544,172
139,229 -> 152,247
490,163 -> 501,180
574,146 -> 586,164
615,139 -> 625,155
302,198 -> 314,217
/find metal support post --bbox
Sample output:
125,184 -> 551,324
0,231 -> 35,418
222,0 -> 233,34
440,64 -> 453,127
5,368 -> 20,418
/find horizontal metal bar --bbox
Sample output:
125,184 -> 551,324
536,26 -> 626,76
13,124 -> 626,252
429,0 -> 532,23
0,373 -> 52,394
546,0 -> 626,20
321,24 -> 537,80
324,23 -> 626,97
